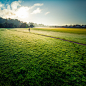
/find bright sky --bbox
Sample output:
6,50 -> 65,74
0,0 -> 86,25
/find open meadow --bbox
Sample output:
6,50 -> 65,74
32,27 -> 86,35
0,28 -> 86,86
14,28 -> 86,44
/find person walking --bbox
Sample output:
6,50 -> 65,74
28,28 -> 30,32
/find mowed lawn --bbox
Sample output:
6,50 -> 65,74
0,28 -> 86,86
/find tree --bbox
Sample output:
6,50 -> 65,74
29,23 -> 34,28
20,23 -> 28,28
0,24 -> 3,28
9,23 -> 15,28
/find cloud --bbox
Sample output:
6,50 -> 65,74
17,6 -> 30,11
30,3 -> 43,9
34,3 -> 43,6
45,12 -> 50,15
11,1 -> 21,10
6,4 -> 11,10
31,8 -> 42,14
0,1 -> 21,19
0,2 -> 4,8
0,8 -> 16,19
0,0 -> 43,21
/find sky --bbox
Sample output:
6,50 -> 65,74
0,0 -> 86,26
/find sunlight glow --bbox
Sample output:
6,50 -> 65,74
16,7 -> 29,18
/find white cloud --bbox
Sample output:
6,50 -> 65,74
0,8 -> 16,19
0,2 -> 4,8
30,3 -> 43,9
6,4 -> 11,10
34,3 -> 43,6
11,1 -> 21,10
0,1 -> 23,19
0,1 -> 44,22
31,8 -> 42,14
45,12 -> 50,15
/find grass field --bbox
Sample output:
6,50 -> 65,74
12,28 -> 86,44
32,27 -> 86,35
0,28 -> 86,86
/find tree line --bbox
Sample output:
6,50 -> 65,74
0,17 -> 34,28
50,24 -> 86,28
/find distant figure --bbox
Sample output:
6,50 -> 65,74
28,28 -> 30,32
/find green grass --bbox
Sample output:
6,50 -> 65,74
11,28 -> 86,44
0,28 -> 86,86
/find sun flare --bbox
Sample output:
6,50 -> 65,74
16,7 -> 29,18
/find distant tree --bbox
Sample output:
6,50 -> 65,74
9,23 -> 15,28
14,25 -> 17,28
29,23 -> 34,28
26,24 -> 28,28
4,19 -> 8,28
0,24 -> 3,28
20,23 -> 28,28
